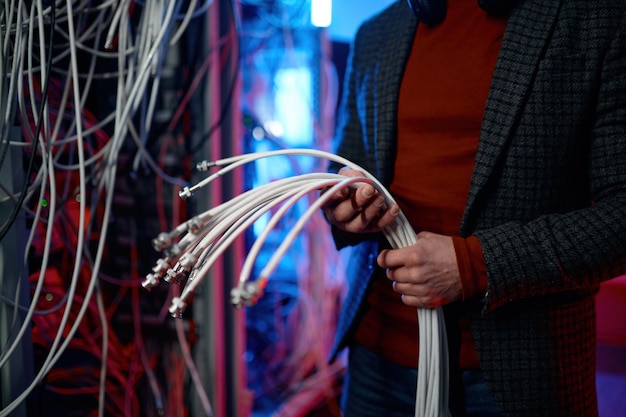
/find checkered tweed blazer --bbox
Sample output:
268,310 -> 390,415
329,1 -> 626,416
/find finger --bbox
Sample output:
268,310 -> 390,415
400,293 -> 424,308
377,247 -> 407,269
328,183 -> 375,208
370,203 -> 400,230
327,193 -> 364,223
342,199 -> 396,233
338,167 -> 365,178
391,280 -> 418,295
320,183 -> 352,207
351,192 -> 386,225
327,184 -> 378,223
396,286 -> 437,308
394,280 -> 449,308
401,292 -> 446,309
353,183 -> 377,205
378,249 -> 392,269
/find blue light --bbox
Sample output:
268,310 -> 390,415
311,0 -> 332,28
273,66 -> 313,147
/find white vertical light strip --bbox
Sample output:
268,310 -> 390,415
311,0 -> 332,27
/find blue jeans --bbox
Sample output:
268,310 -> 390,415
341,343 -> 503,417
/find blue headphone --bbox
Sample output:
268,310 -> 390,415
406,0 -> 518,25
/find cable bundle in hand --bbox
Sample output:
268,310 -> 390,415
144,148 -> 451,417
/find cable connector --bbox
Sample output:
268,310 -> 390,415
230,280 -> 265,309
196,160 -> 216,171
142,273 -> 160,290
152,258 -> 171,275
179,253 -> 197,271
179,186 -> 193,200
169,297 -> 186,318
164,264 -> 186,284
152,232 -> 172,251
166,244 -> 182,259
186,218 -> 203,234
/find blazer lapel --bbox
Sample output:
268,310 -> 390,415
373,7 -> 418,186
462,0 -> 563,230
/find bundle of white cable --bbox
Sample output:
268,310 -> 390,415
0,2 -> 217,415
144,148 -> 451,417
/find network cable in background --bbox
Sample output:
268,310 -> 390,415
0,1 -> 363,417
1,0 -> 231,416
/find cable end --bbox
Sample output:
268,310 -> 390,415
179,253 -> 197,271
186,218 -> 203,234
196,160 -> 216,171
230,280 -> 266,308
179,187 -> 193,200
152,233 -> 172,251
169,297 -> 186,318
142,273 -> 160,290
164,265 -> 185,284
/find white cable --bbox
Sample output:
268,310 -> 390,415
175,313 -> 214,416
2,0 -> 218,414
0,1 -> 94,414
166,175 -> 342,313
168,0 -> 199,46
245,176 -> 372,288
149,148 -> 451,417
95,282 -> 109,417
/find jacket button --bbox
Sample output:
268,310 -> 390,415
368,253 -> 375,269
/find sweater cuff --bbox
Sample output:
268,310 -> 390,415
452,235 -> 488,301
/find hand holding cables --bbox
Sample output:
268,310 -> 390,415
321,168 -> 463,310
379,232 -> 463,309
320,166 -> 401,234
143,148 -> 451,417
